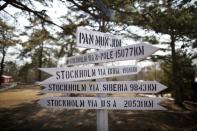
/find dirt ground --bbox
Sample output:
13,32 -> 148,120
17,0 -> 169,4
0,85 -> 197,131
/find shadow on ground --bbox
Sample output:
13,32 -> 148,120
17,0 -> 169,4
0,100 -> 96,131
0,100 -> 197,131
0,86 -> 197,131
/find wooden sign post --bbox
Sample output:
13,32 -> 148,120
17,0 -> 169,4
41,81 -> 167,94
38,27 -> 167,131
66,43 -> 159,66
76,27 -> 122,49
38,97 -> 166,110
96,75 -> 108,131
37,65 -> 140,85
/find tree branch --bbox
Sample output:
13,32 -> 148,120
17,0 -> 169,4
0,0 -> 11,11
7,1 -> 65,30
67,0 -> 100,19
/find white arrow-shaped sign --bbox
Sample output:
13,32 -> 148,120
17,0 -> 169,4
38,65 -> 140,85
41,81 -> 167,94
66,43 -> 159,66
77,27 -> 122,49
38,97 -> 166,110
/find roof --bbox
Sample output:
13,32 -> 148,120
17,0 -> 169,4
1,75 -> 13,79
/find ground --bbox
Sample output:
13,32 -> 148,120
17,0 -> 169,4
0,85 -> 197,131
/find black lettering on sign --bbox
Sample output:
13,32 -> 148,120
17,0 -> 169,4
56,71 -> 61,80
124,100 -> 153,108
100,51 -> 114,60
64,71 -> 69,79
89,84 -> 99,91
80,100 -> 85,107
113,100 -> 117,107
98,69 -> 106,75
81,84 -> 86,91
92,69 -> 96,76
100,100 -> 117,108
79,33 -> 94,45
108,68 -> 120,75
95,54 -> 99,60
123,67 -> 137,74
89,34 -> 94,44
95,36 -> 101,45
112,39 -> 121,47
130,84 -> 138,91
48,84 -> 53,91
107,100 -> 111,107
95,35 -> 109,47
79,32 -> 83,44
151,84 -> 156,91
88,54 -> 95,61
115,46 -> 145,58
88,100 -> 98,107
130,84 -> 157,92
47,100 -> 51,106
56,100 -> 85,107
55,69 -> 98,80
104,37 -> 109,46
102,84 -> 128,92
100,100 -> 112,107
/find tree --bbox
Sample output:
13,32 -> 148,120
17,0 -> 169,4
107,0 -> 197,106
0,0 -> 63,30
140,1 -> 196,105
4,61 -> 19,81
21,27 -> 57,81
160,50 -> 195,101
0,18 -> 18,85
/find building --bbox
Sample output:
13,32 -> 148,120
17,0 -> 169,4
0,75 -> 14,83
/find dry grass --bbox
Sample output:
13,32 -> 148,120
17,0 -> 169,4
0,85 -> 197,131
0,89 -> 39,108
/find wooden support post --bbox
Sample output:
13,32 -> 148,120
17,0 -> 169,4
96,77 -> 108,131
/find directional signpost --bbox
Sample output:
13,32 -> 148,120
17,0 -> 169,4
38,27 -> 167,131
38,65 -> 140,84
38,97 -> 166,110
66,43 -> 159,66
41,81 -> 167,94
95,0 -> 114,19
77,27 -> 122,49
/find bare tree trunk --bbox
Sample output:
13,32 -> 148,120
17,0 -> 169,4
38,42 -> 43,81
0,45 -> 6,86
170,33 -> 183,106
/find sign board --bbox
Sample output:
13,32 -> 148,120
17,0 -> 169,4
38,65 -> 140,84
41,81 -> 167,94
38,97 -> 166,110
76,27 -> 122,49
95,0 -> 114,18
66,43 -> 159,66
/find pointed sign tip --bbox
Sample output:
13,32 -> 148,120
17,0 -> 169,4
157,105 -> 168,111
37,68 -> 42,71
156,83 -> 168,93
37,99 -> 42,106
35,81 -> 42,85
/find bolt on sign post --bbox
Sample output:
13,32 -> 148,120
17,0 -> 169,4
38,27 -> 167,131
